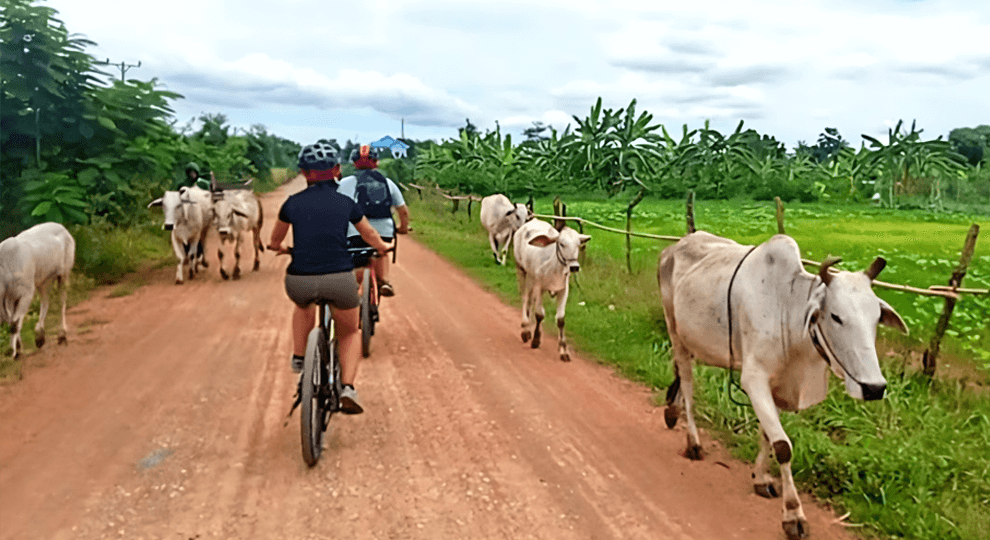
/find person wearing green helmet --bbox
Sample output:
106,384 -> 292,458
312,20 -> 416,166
175,162 -> 212,191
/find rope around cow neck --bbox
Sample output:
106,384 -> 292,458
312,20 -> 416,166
726,246 -> 757,408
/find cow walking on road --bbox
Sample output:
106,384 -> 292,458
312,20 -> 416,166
0,222 -> 76,359
148,186 -> 213,284
213,191 -> 264,280
658,232 -> 908,540
480,194 -> 530,265
513,220 -> 590,362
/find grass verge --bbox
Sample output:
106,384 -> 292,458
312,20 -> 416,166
407,189 -> 990,540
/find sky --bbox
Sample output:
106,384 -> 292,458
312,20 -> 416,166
45,0 -> 990,150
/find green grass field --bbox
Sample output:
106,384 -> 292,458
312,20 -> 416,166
408,190 -> 990,540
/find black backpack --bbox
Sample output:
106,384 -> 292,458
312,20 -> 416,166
354,170 -> 393,219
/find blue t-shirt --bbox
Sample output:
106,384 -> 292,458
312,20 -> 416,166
277,181 -> 364,276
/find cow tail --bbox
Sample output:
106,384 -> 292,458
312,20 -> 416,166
256,198 -> 265,250
665,375 -> 681,406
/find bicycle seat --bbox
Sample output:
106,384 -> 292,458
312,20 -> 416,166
348,247 -> 379,268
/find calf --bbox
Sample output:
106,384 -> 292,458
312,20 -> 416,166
480,194 -> 530,265
212,191 -> 264,280
513,220 -> 590,361
0,222 -> 76,359
148,186 -> 211,284
658,232 -> 908,539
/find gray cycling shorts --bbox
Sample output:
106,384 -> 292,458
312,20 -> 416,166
284,272 -> 359,310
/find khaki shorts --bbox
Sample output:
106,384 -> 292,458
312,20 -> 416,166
284,272 -> 359,310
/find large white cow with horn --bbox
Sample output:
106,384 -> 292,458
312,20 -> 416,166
148,186 -> 213,284
480,194 -> 530,265
0,222 -> 76,359
212,190 -> 264,280
513,219 -> 590,362
658,232 -> 907,540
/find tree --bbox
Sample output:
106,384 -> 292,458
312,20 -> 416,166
458,118 -> 479,138
523,121 -> 549,142
948,126 -> 990,166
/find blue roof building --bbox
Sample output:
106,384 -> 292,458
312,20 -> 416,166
370,135 -> 411,158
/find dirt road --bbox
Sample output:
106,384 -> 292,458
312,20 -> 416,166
0,178 -> 856,539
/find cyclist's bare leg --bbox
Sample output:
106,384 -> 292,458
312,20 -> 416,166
373,257 -> 390,285
292,304 -> 316,357
332,306 -> 361,386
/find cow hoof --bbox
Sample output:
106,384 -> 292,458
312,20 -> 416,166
175,278 -> 184,285
220,270 -> 230,281
201,260 -> 209,268
685,444 -> 703,461
58,335 -> 68,345
559,352 -> 571,362
782,518 -> 809,540
664,406 -> 679,429
35,335 -> 46,348
233,268 -> 241,280
754,483 -> 779,499
530,335 -> 541,349
521,330 -> 531,343
253,260 -> 260,271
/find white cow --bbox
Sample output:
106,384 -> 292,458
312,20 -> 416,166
212,191 -> 264,280
513,220 -> 590,361
148,186 -> 212,284
480,194 -> 530,265
658,232 -> 908,540
0,222 -> 76,359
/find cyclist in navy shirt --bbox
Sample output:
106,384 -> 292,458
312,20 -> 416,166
268,143 -> 390,415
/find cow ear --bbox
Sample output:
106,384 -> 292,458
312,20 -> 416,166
803,282 -> 826,336
148,198 -> 163,208
505,209 -> 516,217
578,234 -> 591,245
528,233 -> 557,247
878,298 -> 908,334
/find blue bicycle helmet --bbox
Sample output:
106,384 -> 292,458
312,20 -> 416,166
297,142 -> 339,171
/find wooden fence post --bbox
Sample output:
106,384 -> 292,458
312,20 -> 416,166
922,224 -> 980,377
467,198 -> 473,219
526,194 -> 534,215
451,198 -> 460,215
686,191 -> 696,234
775,196 -> 786,234
552,196 -> 566,231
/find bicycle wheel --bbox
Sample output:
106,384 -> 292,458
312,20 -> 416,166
361,269 -> 373,358
301,326 -> 327,466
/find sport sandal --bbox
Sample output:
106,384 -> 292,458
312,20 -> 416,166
339,385 -> 364,415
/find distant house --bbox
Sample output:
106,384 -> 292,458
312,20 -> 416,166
370,135 -> 410,158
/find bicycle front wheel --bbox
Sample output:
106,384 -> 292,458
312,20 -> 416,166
361,269 -> 372,358
301,326 -> 327,466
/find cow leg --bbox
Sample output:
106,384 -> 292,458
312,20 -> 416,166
197,235 -> 209,268
531,289 -> 545,349
172,234 -> 186,284
678,358 -> 703,460
57,273 -> 70,345
753,427 -> 779,498
518,266 -> 533,343
489,233 -> 502,265
10,316 -> 24,359
252,227 -> 263,271
218,244 -> 229,280
34,280 -> 52,348
232,234 -> 242,280
740,366 -> 807,539
555,281 -> 571,361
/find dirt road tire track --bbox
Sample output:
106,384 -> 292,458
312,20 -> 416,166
1,177 -> 856,539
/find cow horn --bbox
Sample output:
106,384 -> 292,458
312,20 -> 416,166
818,256 -> 842,286
865,257 -> 886,281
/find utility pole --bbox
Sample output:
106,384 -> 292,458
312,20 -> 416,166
95,58 -> 141,81
401,118 -> 405,139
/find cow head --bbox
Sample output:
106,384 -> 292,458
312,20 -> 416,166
505,203 -> 530,232
148,191 -> 184,231
528,227 -> 591,273
213,199 -> 236,239
804,257 -> 908,401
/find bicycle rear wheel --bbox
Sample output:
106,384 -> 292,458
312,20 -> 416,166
301,326 -> 328,466
361,269 -> 373,358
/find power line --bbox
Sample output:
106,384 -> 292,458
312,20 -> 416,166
95,58 -> 141,81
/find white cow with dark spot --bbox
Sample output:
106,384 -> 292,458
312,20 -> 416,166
0,222 -> 76,359
658,231 -> 908,540
148,186 -> 212,284
513,219 -> 590,361
480,194 -> 530,265
212,190 -> 264,280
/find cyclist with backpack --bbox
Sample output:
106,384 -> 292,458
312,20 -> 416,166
337,145 -> 410,297
268,142 -> 391,414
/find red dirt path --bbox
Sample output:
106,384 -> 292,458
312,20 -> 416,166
0,177 -> 858,539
